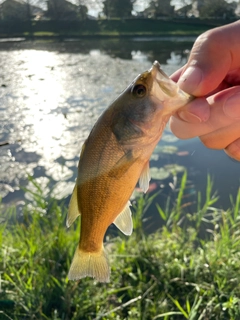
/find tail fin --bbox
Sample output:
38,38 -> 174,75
68,246 -> 110,283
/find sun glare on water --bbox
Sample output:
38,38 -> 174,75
0,47 -> 156,200
14,50 -> 70,159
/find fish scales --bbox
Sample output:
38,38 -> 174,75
78,128 -> 142,250
66,61 -> 193,282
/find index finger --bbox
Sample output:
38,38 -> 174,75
177,21 -> 240,96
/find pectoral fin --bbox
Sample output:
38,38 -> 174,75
113,201 -> 133,235
139,161 -> 150,193
66,185 -> 81,228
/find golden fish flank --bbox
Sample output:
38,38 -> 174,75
66,61 -> 193,282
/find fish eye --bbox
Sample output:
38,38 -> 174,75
132,84 -> 146,98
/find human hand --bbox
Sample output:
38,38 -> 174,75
170,20 -> 240,161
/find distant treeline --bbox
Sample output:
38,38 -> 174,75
0,18 -> 237,38
0,0 -> 238,22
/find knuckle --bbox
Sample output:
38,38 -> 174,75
193,28 -> 224,54
200,135 -> 221,149
225,140 -> 240,161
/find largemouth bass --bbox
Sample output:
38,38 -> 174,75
67,61 -> 193,282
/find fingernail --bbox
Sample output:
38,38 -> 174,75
178,111 -> 202,123
223,93 -> 240,119
178,66 -> 203,94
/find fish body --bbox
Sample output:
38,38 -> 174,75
67,61 -> 193,282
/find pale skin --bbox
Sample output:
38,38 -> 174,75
169,20 -> 240,161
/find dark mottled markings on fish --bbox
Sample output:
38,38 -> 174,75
111,115 -> 143,144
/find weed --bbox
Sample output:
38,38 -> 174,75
1,173 -> 240,319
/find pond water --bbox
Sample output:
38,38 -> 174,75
0,37 -> 239,223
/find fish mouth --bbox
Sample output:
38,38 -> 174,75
150,61 -> 167,80
149,61 -> 179,97
149,60 -> 194,113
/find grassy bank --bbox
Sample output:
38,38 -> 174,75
0,18 -> 236,39
1,173 -> 240,319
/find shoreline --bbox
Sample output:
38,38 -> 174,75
0,32 -> 200,42
0,17 -> 236,41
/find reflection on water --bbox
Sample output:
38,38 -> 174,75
0,38 -> 239,217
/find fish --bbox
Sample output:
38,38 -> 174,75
66,61 -> 193,282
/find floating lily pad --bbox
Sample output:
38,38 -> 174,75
162,145 -> 178,154
164,164 -> 185,174
161,134 -> 179,143
150,167 -> 170,180
153,145 -> 178,155
153,145 -> 163,154
150,154 -> 159,161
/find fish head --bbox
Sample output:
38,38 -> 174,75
111,61 -> 193,146
117,60 -> 193,122
149,61 -> 193,116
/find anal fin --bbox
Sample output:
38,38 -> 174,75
139,161 -> 150,193
113,201 -> 133,236
66,184 -> 81,228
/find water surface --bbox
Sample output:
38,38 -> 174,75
0,38 -> 239,218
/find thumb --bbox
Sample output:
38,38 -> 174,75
177,22 -> 240,96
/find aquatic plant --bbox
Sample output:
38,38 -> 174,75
1,173 -> 240,319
